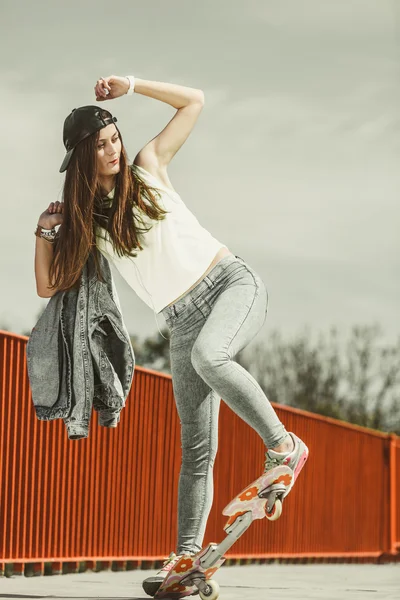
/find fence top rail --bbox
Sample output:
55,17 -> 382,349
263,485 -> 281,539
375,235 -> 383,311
0,330 -> 29,342
274,402 -> 395,440
1,330 -> 398,443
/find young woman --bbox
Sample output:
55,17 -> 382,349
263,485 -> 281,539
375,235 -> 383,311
34,75 -> 308,596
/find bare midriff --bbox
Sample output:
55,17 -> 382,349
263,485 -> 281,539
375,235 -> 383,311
165,246 -> 234,308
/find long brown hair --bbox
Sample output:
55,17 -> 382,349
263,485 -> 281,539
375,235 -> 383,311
49,123 -> 169,293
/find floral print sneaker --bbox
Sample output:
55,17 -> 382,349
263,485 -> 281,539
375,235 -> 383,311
142,552 -> 184,596
264,431 -> 309,499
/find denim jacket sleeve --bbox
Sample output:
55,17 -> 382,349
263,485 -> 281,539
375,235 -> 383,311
26,289 -> 74,419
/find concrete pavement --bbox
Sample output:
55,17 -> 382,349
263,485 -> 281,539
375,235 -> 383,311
0,563 -> 399,600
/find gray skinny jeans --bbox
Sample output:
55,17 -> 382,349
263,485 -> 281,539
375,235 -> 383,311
160,254 -> 288,555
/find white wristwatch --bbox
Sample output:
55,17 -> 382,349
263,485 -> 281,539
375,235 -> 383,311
125,75 -> 135,96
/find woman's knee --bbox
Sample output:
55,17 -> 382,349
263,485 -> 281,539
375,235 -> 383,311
191,339 -> 229,375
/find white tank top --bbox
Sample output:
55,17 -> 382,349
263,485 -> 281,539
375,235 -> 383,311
95,163 -> 226,319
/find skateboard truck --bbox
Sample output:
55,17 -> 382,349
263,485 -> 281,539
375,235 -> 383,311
180,573 -> 218,598
258,486 -> 285,516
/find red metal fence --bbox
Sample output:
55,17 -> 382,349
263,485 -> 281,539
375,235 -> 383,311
1,330 -> 399,576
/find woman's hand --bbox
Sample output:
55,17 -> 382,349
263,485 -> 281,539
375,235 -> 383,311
38,201 -> 64,229
94,75 -> 130,101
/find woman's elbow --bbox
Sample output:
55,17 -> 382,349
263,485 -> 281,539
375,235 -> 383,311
36,287 -> 56,298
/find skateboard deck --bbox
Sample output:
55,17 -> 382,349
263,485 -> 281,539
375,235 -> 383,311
154,545 -> 225,598
223,465 -> 294,526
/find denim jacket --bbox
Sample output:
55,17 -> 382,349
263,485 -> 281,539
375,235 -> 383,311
26,249 -> 135,440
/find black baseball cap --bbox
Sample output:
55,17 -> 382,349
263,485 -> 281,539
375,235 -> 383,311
59,105 -> 118,173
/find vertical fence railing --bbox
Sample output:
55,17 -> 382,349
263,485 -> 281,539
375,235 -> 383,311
395,436 -> 400,551
1,329 -> 399,575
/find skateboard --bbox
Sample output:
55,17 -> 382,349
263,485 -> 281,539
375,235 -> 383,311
153,464 -> 295,599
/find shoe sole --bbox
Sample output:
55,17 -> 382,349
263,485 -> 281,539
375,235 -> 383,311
142,578 -> 163,597
142,579 -> 200,597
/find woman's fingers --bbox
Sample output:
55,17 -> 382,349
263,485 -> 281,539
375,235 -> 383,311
94,77 -> 111,100
95,88 -> 105,101
101,77 -> 111,91
48,201 -> 63,213
98,78 -> 108,95
95,83 -> 105,97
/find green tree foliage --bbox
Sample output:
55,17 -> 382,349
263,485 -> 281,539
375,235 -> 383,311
130,328 -> 171,374
236,324 -> 400,434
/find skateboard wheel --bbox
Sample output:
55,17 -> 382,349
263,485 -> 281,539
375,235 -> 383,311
265,498 -> 282,521
199,579 -> 220,600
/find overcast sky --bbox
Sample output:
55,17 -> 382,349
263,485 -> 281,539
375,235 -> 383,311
1,0 -> 398,345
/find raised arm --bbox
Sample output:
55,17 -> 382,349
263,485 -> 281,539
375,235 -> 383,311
133,78 -> 204,170
94,75 -> 204,172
